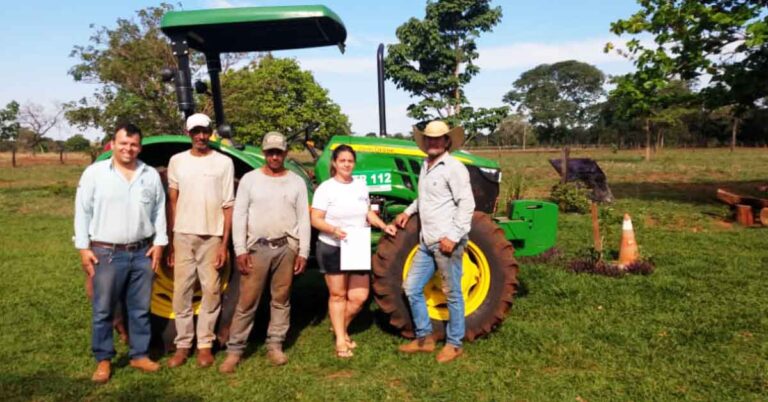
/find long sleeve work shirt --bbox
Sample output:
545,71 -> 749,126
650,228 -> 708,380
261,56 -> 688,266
74,159 -> 168,249
404,152 -> 475,245
232,169 -> 311,258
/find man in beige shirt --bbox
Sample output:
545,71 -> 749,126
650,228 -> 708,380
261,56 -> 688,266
166,113 -> 235,368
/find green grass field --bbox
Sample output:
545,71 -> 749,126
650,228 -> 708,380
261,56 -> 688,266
1,149 -> 767,401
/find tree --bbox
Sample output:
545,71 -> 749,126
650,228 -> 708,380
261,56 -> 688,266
503,60 -> 605,145
385,0 -> 504,124
608,0 -> 768,151
461,105 -> 509,145
0,101 -> 21,167
64,134 -> 92,152
18,102 -> 63,155
66,4 -> 190,136
491,114 -> 533,148
220,56 -> 350,147
607,72 -> 669,161
649,80 -> 698,150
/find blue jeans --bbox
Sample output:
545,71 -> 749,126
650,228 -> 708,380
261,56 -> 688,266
91,245 -> 154,361
403,239 -> 466,347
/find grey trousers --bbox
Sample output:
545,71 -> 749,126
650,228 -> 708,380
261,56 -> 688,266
226,244 -> 296,354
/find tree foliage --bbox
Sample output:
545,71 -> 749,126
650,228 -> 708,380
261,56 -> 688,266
18,102 -> 63,154
609,0 -> 768,100
385,0 -> 503,124
490,114 -> 534,147
0,101 -> 20,144
608,0 -> 768,150
220,56 -> 350,147
504,60 -> 605,144
66,4 -> 345,146
64,134 -> 92,152
66,3 -> 183,135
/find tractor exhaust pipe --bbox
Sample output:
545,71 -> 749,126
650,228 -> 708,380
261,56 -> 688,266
377,43 -> 387,137
169,36 -> 195,119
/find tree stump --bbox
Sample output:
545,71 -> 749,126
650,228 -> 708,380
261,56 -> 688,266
736,204 -> 754,226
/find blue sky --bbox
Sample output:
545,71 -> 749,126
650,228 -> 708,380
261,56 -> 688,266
0,0 -> 643,139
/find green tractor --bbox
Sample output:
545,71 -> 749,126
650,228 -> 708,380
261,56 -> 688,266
98,5 -> 558,349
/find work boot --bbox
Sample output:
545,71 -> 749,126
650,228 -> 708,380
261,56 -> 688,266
398,336 -> 436,354
91,360 -> 111,384
218,353 -> 241,374
265,343 -> 288,366
435,345 -> 464,363
167,348 -> 190,368
196,347 -> 215,368
129,357 -> 160,372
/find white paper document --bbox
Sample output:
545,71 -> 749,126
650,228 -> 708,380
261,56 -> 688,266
340,226 -> 371,271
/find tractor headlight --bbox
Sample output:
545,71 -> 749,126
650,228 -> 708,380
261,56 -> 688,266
479,167 -> 502,183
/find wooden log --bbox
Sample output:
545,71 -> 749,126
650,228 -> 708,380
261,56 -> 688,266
560,147 -> 570,184
760,208 -> 768,227
591,202 -> 602,253
717,188 -> 768,209
717,188 -> 742,206
736,204 -> 754,226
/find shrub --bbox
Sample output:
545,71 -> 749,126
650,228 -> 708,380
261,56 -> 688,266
550,182 -> 590,213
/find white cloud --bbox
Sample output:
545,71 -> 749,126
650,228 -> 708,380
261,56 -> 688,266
297,56 -> 373,74
297,36 -> 646,76
205,0 -> 255,9
344,34 -> 394,50
477,37 -> 633,71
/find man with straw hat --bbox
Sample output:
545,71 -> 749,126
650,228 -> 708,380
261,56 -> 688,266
394,120 -> 475,363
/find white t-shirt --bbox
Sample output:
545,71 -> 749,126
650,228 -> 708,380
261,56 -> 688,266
312,177 -> 370,247
167,150 -> 235,236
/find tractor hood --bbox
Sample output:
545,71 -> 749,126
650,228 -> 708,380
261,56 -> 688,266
315,135 -> 502,212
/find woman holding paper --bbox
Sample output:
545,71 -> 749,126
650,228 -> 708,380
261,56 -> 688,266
311,144 -> 397,358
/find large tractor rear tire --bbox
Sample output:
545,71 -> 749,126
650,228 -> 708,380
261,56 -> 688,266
149,253 -> 238,353
372,211 -> 519,341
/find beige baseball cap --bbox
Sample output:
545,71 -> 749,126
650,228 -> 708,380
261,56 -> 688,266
186,113 -> 212,131
262,131 -> 287,151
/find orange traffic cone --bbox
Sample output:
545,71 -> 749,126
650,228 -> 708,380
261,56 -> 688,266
617,213 -> 639,267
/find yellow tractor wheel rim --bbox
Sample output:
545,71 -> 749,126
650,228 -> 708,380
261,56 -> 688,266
150,256 -> 231,319
402,241 -> 491,321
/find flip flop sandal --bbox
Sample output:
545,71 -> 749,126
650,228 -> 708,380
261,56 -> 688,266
335,347 -> 354,359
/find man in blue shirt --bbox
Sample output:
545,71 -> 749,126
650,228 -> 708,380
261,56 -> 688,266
74,123 -> 168,383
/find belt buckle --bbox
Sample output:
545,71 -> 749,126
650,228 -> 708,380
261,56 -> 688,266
126,239 -> 147,251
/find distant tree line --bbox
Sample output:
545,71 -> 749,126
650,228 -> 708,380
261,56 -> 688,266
4,0 -> 766,162
386,0 -> 768,157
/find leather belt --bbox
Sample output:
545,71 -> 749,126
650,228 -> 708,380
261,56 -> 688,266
254,237 -> 288,249
91,238 -> 151,251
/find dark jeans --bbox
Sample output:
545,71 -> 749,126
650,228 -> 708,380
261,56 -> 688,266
91,245 -> 153,361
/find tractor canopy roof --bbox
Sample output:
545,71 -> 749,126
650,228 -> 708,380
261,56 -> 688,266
160,5 -> 347,54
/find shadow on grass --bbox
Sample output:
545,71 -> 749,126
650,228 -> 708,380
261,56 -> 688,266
238,269 -> 379,358
610,180 -> 766,205
0,372 -> 203,402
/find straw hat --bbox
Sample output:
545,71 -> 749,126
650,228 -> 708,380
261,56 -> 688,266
413,120 -> 464,153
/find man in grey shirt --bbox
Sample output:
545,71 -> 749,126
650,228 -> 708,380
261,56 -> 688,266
394,120 -> 475,363
219,131 -> 310,373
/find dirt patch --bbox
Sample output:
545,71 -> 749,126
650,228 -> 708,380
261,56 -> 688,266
644,215 -> 659,227
0,152 -> 91,167
325,370 -> 355,380
714,220 -> 734,230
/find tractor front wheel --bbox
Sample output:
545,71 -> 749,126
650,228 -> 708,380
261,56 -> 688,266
372,212 -> 519,341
